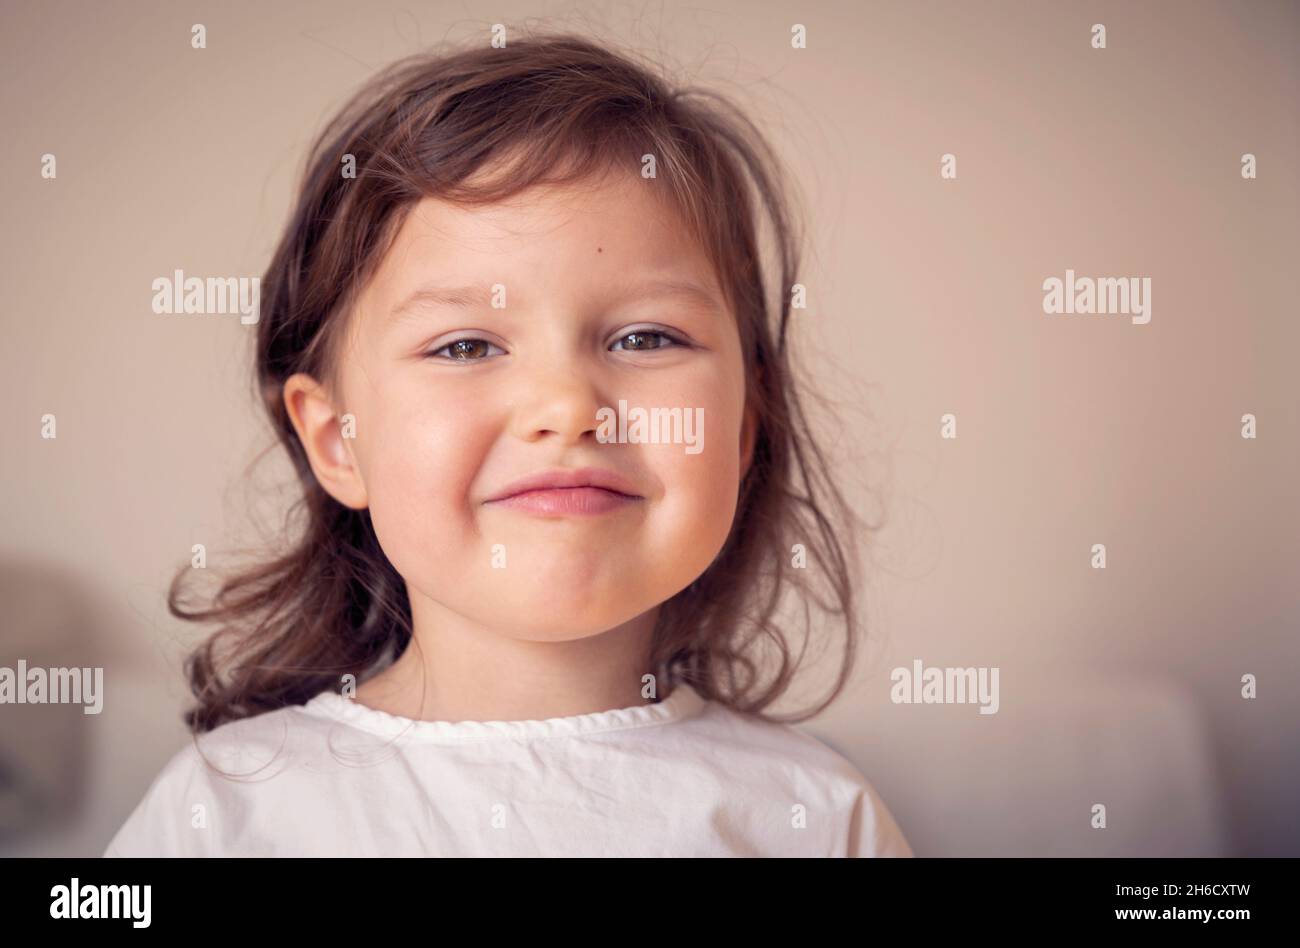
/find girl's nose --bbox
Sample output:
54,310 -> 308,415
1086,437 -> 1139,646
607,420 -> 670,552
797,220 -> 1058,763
505,360 -> 607,445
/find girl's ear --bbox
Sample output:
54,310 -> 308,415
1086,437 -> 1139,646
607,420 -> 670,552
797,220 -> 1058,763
282,373 -> 369,509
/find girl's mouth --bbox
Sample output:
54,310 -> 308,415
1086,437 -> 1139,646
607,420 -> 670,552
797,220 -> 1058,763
485,486 -> 641,517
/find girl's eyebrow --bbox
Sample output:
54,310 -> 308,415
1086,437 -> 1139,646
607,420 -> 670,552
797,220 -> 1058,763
388,276 -> 724,325
389,282 -> 498,322
623,277 -> 725,312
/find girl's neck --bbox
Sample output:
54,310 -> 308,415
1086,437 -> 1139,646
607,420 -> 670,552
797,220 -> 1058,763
352,601 -> 660,724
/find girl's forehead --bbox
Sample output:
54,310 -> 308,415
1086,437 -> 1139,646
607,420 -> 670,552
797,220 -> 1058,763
397,173 -> 687,247
343,178 -> 731,348
372,176 -> 718,294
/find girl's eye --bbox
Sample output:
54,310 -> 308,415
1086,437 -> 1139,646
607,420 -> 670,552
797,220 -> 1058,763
610,329 -> 683,352
427,331 -> 685,360
428,338 -> 504,362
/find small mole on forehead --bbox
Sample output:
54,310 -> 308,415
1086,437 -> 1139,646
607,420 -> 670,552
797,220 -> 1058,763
597,247 -> 602,253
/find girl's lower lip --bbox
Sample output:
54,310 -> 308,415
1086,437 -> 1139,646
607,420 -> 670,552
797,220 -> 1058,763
487,487 -> 640,516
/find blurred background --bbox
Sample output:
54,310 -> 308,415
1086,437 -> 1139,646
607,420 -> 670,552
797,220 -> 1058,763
1,0 -> 1296,857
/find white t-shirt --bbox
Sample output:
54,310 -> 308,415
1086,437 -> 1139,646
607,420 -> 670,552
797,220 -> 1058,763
103,682 -> 912,857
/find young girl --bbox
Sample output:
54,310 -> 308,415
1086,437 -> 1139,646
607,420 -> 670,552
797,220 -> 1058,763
104,32 -> 912,858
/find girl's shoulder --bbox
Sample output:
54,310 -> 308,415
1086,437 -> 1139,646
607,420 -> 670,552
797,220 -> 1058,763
675,695 -> 913,857
101,699 -> 328,857
682,692 -> 878,787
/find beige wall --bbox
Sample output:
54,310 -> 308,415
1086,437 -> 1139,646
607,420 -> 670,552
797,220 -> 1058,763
2,0 -> 1296,856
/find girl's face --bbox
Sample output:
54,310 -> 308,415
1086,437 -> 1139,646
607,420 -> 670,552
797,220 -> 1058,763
286,170 -> 754,643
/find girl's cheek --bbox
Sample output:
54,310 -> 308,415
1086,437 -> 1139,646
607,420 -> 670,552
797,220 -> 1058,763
653,389 -> 743,513
363,386 -> 491,533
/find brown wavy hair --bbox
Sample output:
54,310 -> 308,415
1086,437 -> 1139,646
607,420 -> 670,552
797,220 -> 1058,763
172,30 -> 869,734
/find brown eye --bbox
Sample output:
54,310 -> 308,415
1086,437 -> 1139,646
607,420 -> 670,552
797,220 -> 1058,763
611,330 -> 681,352
429,338 -> 502,361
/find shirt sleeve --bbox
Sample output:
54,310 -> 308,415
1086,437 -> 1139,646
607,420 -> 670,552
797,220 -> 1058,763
102,744 -> 212,858
846,777 -> 914,857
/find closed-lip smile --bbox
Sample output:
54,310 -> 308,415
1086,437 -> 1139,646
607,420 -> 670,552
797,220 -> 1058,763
483,467 -> 643,516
